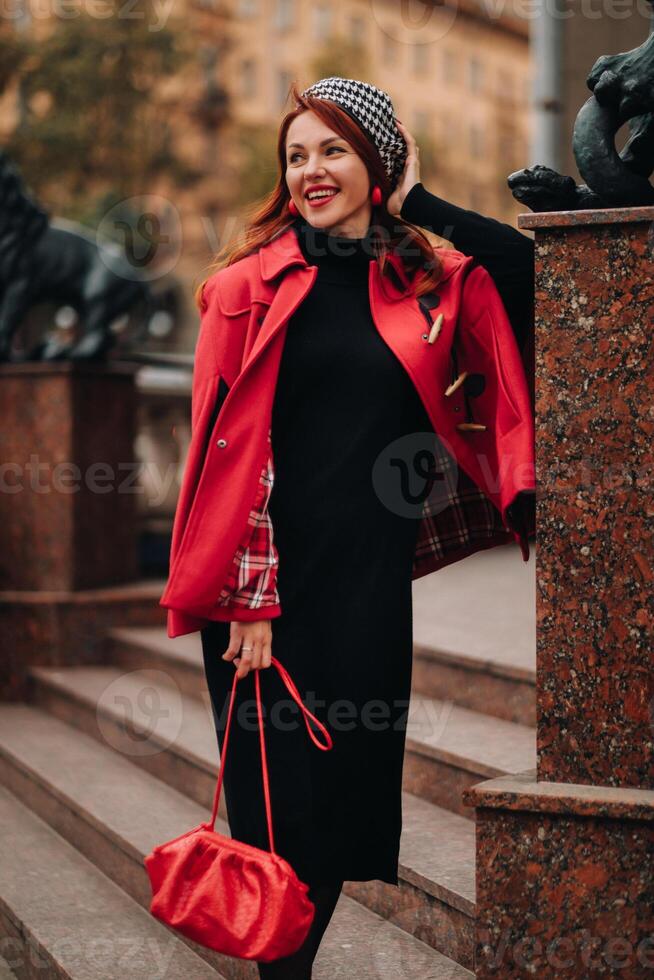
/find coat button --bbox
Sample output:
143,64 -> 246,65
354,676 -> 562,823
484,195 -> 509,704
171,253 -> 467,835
427,313 -> 444,344
216,438 -> 228,448
444,371 -> 468,397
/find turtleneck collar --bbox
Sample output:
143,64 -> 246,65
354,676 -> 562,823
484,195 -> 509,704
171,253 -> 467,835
292,215 -> 375,284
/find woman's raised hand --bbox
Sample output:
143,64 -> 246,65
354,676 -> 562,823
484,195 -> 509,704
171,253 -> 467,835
387,118 -> 421,218
222,619 -> 273,679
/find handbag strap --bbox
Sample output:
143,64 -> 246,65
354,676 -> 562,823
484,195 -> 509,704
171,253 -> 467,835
209,655 -> 333,854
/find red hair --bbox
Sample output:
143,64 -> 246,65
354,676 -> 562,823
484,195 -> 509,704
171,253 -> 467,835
194,80 -> 443,308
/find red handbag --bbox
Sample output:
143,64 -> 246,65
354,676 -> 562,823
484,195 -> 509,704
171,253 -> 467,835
144,655 -> 333,962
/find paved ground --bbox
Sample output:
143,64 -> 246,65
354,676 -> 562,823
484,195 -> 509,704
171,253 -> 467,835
412,539 -> 536,673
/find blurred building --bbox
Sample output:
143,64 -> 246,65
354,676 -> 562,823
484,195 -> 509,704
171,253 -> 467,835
217,0 -> 532,223
1,1 -> 650,353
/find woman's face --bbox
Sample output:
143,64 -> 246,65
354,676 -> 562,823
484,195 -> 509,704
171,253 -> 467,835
285,110 -> 372,238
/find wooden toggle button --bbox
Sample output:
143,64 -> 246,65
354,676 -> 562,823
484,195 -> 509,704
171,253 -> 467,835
445,371 -> 469,396
427,313 -> 444,344
456,422 -> 487,431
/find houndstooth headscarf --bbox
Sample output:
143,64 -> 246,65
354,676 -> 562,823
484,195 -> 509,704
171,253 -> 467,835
298,77 -> 408,190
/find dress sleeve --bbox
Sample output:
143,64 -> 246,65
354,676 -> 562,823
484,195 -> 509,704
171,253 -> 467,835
400,182 -> 534,357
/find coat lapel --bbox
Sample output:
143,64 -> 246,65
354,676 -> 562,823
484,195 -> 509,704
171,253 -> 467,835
222,229 -> 317,407
243,226 -> 461,441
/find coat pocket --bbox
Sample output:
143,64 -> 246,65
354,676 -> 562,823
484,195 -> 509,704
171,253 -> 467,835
200,375 -> 231,460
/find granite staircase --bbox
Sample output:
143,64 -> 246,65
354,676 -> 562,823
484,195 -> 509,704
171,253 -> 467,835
0,544 -> 536,978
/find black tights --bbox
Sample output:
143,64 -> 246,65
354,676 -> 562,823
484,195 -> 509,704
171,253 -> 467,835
256,878 -> 344,980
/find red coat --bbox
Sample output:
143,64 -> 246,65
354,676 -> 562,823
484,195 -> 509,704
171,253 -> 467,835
160,224 -> 535,638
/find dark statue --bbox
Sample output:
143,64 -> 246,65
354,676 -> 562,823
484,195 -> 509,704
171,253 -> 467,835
0,152 -> 153,362
509,4 -> 654,211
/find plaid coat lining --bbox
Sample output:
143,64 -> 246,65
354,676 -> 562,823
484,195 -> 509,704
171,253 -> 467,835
215,431 -> 507,614
215,432 -> 280,611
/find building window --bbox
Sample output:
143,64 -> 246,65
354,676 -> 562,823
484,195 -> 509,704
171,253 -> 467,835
273,0 -> 295,32
240,58 -> 257,99
350,15 -> 365,45
442,47 -> 457,85
444,111 -> 459,144
382,31 -> 399,67
497,68 -> 514,101
312,4 -> 332,40
470,122 -> 484,158
236,0 -> 258,16
414,109 -> 431,135
412,43 -> 429,76
468,56 -> 483,93
277,69 -> 294,109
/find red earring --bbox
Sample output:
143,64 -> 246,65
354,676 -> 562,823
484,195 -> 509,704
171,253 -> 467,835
288,199 -> 299,215
371,186 -> 382,206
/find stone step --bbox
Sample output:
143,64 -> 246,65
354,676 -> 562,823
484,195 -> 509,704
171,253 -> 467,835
0,580 -> 168,701
0,785 -> 224,979
404,694 -> 536,818
0,705 -> 473,979
411,543 -> 536,726
108,617 -> 537,733
106,628 -> 536,815
30,659 -> 536,822
28,665 -> 477,969
109,625 -> 208,698
411,643 -> 535,727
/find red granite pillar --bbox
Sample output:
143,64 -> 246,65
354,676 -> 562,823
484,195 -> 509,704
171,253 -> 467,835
529,209 -> 654,790
464,208 -> 654,979
0,362 -> 139,590
0,362 -> 166,700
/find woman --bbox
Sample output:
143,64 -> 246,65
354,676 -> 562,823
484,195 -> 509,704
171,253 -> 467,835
164,76 -> 535,978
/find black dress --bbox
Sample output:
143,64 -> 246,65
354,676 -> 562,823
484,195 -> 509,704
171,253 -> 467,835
200,189 -> 535,886
201,216 -> 436,886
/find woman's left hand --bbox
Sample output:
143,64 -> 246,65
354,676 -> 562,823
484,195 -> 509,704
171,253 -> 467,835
387,118 -> 421,218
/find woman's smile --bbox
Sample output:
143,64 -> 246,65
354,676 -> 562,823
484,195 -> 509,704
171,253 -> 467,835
305,188 -> 341,208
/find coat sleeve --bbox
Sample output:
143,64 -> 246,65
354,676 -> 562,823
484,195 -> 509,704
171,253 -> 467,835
196,279 -> 281,623
400,181 -> 535,405
163,277 -> 282,627
166,279 -> 221,575
459,261 -> 536,555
